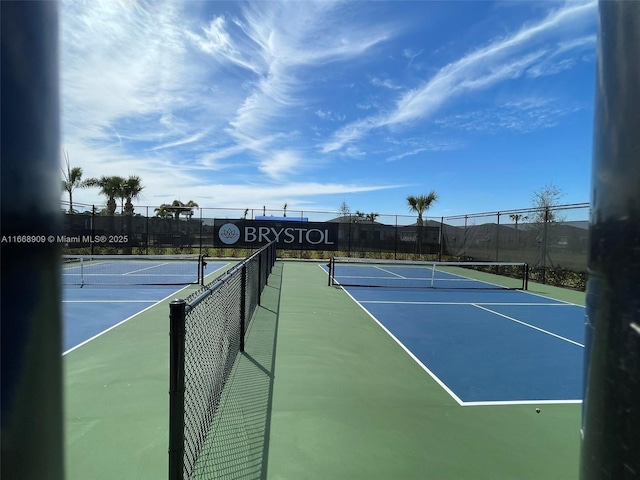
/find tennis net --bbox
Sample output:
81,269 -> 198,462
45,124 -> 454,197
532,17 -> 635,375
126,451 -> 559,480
62,254 -> 204,286
169,242 -> 277,480
328,257 -> 529,290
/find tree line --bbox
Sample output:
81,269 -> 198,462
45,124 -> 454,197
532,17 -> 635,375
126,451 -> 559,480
340,183 -> 563,226
61,151 -> 197,218
61,152 -> 144,215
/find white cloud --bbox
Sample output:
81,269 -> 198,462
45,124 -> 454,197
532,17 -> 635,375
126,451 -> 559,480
402,48 -> 423,66
322,0 -> 597,152
371,77 -> 402,90
259,151 -> 302,180
434,97 -> 581,134
315,109 -> 346,121
385,141 -> 462,162
60,0 -> 596,216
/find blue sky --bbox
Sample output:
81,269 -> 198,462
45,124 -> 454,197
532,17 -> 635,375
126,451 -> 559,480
61,0 -> 598,219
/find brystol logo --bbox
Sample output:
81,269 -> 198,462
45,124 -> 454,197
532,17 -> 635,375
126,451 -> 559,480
218,222 -> 336,246
218,223 -> 241,245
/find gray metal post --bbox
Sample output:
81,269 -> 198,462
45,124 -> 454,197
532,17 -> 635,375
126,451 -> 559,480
240,265 -> 247,351
496,212 -> 500,262
581,1 -> 640,478
169,299 -> 187,480
1,2 -> 63,479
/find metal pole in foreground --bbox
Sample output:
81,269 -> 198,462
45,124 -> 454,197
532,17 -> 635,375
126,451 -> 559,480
581,1 -> 640,479
1,2 -> 63,479
169,300 -> 187,480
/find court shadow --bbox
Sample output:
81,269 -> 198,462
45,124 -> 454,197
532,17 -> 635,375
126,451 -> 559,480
192,262 -> 282,480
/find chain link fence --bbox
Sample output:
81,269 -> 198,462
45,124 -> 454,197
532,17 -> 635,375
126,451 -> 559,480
62,202 -> 589,289
441,204 -> 589,289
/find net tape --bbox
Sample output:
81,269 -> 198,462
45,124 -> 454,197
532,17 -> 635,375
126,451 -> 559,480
329,257 -> 528,290
62,254 -> 203,286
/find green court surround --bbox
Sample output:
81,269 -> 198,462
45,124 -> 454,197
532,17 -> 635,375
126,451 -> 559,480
64,260 -> 583,479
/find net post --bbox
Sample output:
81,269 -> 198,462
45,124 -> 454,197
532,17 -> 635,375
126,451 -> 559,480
328,257 -> 334,286
169,299 -> 186,480
430,263 -> 436,288
524,263 -> 529,290
438,217 -> 444,262
240,264 -> 247,352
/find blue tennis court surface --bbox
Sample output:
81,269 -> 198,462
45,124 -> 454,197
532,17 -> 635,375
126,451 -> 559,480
323,262 -> 585,406
62,261 -> 230,354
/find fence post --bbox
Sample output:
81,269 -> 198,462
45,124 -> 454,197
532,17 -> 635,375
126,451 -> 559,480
496,212 -> 500,262
169,299 -> 186,480
145,206 -> 149,255
91,207 -> 96,256
348,215 -> 352,257
198,207 -> 203,257
464,216 -> 468,258
394,216 -> 398,260
257,251 -> 263,306
240,264 -> 247,352
542,207 -> 549,283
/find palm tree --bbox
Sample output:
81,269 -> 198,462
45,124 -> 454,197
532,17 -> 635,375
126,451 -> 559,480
61,150 -> 86,213
406,191 -> 438,225
154,200 -> 199,248
407,191 -> 438,254
183,200 -> 198,220
122,176 -> 144,216
365,212 -> 379,223
85,175 -> 125,215
154,204 -> 174,219
155,200 -> 199,220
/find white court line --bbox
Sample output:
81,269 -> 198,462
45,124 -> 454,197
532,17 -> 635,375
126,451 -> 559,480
319,262 -> 584,406
373,266 -> 406,278
359,301 -> 574,306
62,262 -> 230,356
327,278 -> 465,405
63,300 -> 157,303
123,262 -> 171,276
63,285 -> 193,356
462,399 -> 582,407
472,303 -> 584,348
203,262 -> 230,280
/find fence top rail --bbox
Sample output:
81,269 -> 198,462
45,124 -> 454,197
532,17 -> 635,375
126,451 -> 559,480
63,200 -> 589,222
441,203 -> 590,221
185,241 -> 275,312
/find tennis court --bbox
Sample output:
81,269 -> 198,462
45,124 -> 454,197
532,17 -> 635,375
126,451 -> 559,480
61,256 -> 230,353
324,259 -> 585,405
64,257 -> 584,480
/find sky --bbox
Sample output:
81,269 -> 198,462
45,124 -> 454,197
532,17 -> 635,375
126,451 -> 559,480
61,0 -> 598,220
